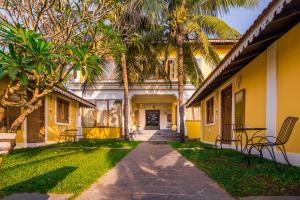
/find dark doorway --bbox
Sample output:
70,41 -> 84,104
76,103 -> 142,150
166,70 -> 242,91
27,99 -> 45,143
145,110 -> 160,130
221,85 -> 232,144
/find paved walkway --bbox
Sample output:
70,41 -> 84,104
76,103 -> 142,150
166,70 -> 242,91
76,142 -> 234,200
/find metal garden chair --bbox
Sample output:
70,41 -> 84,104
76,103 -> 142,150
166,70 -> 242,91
247,116 -> 298,166
215,122 -> 244,151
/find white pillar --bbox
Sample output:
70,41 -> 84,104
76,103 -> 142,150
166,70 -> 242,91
266,42 -> 277,138
177,103 -> 180,133
128,97 -> 131,133
45,97 -> 48,143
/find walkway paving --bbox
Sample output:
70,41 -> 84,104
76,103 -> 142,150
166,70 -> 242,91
76,142 -> 234,200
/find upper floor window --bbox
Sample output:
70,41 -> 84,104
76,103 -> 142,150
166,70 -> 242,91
102,60 -> 116,80
195,57 -> 203,71
158,59 -> 177,80
206,97 -> 214,125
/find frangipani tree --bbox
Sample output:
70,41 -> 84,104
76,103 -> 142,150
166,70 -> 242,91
0,0 -> 123,159
132,0 -> 258,142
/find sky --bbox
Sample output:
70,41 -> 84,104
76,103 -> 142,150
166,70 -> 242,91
222,0 -> 271,35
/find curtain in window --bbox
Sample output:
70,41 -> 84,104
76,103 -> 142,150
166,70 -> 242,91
186,106 -> 201,120
109,100 -> 122,127
82,108 -> 95,127
96,100 -> 108,127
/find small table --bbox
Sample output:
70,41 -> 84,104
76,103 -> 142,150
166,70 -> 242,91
233,127 -> 267,153
59,129 -> 79,143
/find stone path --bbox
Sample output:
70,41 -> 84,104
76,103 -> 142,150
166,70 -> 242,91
76,142 -> 234,200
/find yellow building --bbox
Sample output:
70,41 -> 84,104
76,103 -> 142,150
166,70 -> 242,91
69,41 -> 234,139
0,81 -> 95,147
186,0 -> 300,166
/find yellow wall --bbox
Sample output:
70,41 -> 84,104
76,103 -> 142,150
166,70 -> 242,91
0,79 -> 24,143
276,23 -> 300,153
46,94 -> 78,142
200,50 -> 267,144
82,127 -> 121,139
201,93 -> 220,143
186,120 -> 201,139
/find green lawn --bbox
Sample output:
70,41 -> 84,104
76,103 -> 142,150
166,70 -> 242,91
0,140 -> 140,198
169,141 -> 300,198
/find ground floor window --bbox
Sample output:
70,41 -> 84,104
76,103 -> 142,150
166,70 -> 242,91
186,106 -> 201,121
206,97 -> 214,124
82,99 -> 122,128
56,97 -> 70,124
0,94 -> 21,132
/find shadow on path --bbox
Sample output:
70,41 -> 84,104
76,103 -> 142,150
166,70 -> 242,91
76,142 -> 233,200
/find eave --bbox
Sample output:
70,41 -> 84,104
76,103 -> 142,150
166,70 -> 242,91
186,0 -> 300,107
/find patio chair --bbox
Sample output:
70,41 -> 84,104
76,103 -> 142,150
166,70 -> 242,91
215,122 -> 244,151
247,116 -> 298,166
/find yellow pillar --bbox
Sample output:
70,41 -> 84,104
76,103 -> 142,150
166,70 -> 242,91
171,103 -> 177,131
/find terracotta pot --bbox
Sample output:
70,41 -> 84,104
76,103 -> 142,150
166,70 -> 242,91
0,133 -> 16,156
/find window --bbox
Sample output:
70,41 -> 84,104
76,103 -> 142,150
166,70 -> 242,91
0,94 -> 21,132
158,59 -> 177,80
56,98 -> 70,124
186,106 -> 201,120
96,100 -> 109,126
82,99 -> 122,128
168,60 -> 177,80
108,100 -> 122,127
206,97 -> 214,124
195,57 -> 203,71
102,60 -> 116,80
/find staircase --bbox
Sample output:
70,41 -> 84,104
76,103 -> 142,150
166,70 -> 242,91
130,129 -> 180,142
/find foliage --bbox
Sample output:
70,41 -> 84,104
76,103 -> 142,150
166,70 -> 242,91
0,140 -> 140,198
0,0 -> 124,133
129,0 -> 259,86
169,141 -> 300,197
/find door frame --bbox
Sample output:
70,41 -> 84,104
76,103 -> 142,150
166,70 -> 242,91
218,82 -> 235,146
145,110 -> 160,129
26,98 -> 47,145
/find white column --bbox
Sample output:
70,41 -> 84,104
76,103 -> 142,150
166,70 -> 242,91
177,103 -> 180,133
24,118 -> 27,146
266,42 -> 277,138
76,102 -> 82,136
44,97 -> 48,143
128,97 -> 131,133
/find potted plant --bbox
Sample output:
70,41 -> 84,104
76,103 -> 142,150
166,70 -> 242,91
0,132 -> 16,166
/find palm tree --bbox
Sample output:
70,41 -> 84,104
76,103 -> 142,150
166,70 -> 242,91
110,2 -> 163,140
131,0 -> 258,142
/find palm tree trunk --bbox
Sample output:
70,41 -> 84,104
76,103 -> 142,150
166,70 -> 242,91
177,33 -> 185,143
121,53 -> 129,140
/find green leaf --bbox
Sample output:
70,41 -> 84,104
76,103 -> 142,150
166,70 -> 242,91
7,70 -> 17,80
19,73 -> 29,85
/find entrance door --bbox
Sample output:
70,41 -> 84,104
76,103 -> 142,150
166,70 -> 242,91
27,100 -> 45,143
221,85 -> 232,144
145,110 -> 160,130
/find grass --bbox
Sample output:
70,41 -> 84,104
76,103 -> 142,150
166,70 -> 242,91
0,139 -> 140,199
169,141 -> 300,198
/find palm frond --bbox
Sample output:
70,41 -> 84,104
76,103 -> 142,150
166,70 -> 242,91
183,43 -> 204,87
191,0 -> 259,16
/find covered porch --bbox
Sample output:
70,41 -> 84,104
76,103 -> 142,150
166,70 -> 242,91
130,95 -> 178,132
